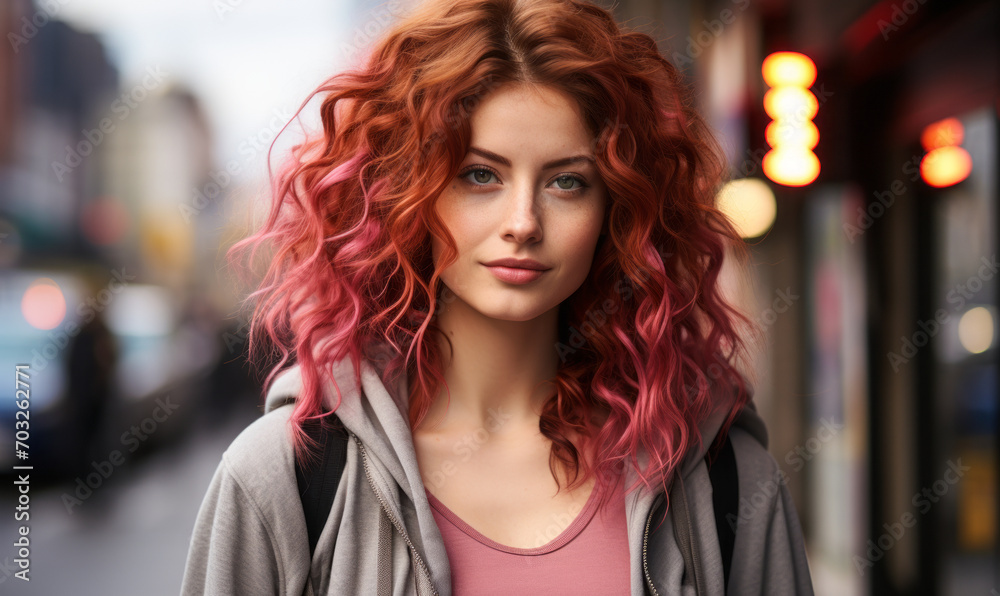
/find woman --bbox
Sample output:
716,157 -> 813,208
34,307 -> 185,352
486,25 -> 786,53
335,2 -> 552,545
181,0 -> 815,594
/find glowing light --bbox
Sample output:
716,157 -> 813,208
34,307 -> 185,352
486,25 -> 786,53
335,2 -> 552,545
762,148 -> 820,187
919,117 -> 971,187
763,86 -> 818,121
921,146 -> 972,188
761,51 -> 820,187
762,52 -> 817,88
715,178 -> 777,239
765,119 -> 819,149
21,278 -> 67,330
921,117 -> 964,151
958,307 -> 994,354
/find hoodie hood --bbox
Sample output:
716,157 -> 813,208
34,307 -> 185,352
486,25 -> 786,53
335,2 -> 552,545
263,353 -> 771,595
264,352 -> 432,521
263,353 -> 767,500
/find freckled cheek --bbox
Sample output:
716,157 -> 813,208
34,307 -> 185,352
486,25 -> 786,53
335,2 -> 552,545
435,205 -> 493,266
565,205 -> 605,242
557,211 -> 605,270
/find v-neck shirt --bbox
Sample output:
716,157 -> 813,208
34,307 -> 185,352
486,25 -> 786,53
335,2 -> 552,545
424,479 -> 631,594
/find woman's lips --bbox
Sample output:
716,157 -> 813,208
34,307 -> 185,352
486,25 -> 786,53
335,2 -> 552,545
484,265 -> 546,284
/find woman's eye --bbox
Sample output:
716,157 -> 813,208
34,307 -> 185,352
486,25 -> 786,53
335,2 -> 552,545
459,168 -> 588,193
461,168 -> 497,185
471,169 -> 495,184
553,175 -> 584,191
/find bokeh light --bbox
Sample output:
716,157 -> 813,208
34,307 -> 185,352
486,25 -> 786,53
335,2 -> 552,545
921,117 -> 964,151
716,177 -> 777,238
762,51 -> 817,88
21,278 -> 68,330
763,86 -> 819,121
958,306 -> 994,354
762,147 -> 821,187
921,145 -> 973,188
765,119 -> 820,149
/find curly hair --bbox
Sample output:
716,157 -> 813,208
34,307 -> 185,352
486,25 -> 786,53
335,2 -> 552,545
228,0 -> 764,514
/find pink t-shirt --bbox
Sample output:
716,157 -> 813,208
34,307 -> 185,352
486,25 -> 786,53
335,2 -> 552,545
425,479 -> 631,595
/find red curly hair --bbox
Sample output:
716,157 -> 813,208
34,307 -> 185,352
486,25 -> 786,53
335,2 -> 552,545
228,0 -> 764,513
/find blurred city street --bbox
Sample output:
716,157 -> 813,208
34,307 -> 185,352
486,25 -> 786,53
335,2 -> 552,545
0,398 -> 258,595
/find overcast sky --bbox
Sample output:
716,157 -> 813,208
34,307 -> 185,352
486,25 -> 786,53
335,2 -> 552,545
53,0 -> 406,177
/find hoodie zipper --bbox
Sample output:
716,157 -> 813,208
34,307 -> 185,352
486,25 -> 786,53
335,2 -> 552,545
353,433 -> 440,596
677,476 -> 704,594
642,493 -> 662,596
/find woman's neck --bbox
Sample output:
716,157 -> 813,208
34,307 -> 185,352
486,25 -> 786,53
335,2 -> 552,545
420,294 -> 561,435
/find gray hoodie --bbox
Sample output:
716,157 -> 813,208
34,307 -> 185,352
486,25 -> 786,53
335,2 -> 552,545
181,353 -> 815,595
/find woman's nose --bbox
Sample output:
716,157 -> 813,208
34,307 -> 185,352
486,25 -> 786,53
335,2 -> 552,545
499,184 -> 543,244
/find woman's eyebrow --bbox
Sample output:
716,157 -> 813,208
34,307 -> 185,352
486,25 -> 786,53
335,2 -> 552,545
468,146 -> 595,169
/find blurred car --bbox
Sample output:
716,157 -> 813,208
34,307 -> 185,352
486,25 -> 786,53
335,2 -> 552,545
0,267 -> 219,484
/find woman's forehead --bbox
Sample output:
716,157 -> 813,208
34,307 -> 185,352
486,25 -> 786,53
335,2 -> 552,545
465,85 -> 595,157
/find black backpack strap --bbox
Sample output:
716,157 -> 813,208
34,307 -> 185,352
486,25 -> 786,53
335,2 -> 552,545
706,430 -> 738,593
295,415 -> 349,558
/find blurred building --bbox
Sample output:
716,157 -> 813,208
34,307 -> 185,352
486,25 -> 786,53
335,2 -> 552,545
100,86 -> 213,291
0,2 -> 229,478
0,0 -> 117,262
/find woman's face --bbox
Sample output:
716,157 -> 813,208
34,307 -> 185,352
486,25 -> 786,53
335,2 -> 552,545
431,83 -> 607,323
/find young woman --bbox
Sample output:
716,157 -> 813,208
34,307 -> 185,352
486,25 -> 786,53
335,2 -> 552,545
181,0 -> 815,594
